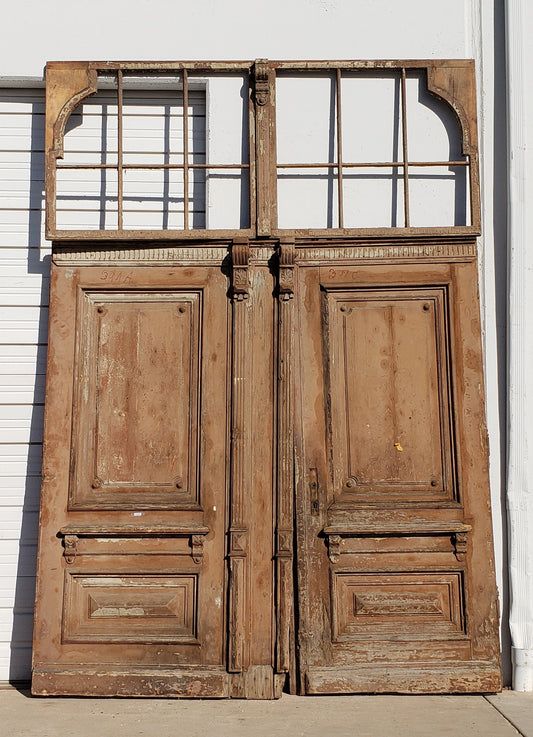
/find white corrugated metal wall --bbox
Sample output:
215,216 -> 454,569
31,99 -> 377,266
0,86 -> 210,681
0,89 -> 47,680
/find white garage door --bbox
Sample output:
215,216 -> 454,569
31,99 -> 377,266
0,85 -> 210,681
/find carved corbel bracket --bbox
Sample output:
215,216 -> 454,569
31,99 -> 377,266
59,525 -> 209,565
452,531 -> 468,562
278,239 -> 296,301
191,534 -> 205,564
63,534 -> 78,565
231,238 -> 251,301
327,534 -> 343,564
254,59 -> 270,106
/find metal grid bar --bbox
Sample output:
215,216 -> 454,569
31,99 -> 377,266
57,163 -> 250,170
117,69 -> 124,230
275,161 -> 469,169
400,68 -> 410,228
183,69 -> 189,231
58,161 -> 464,170
336,69 -> 344,229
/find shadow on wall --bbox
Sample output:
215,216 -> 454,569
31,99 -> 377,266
492,0 -> 511,686
9,95 -> 49,683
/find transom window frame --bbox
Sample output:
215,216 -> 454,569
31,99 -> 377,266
44,59 -> 480,242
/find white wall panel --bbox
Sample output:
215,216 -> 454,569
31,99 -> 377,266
0,0 -> 468,77
0,89 -> 46,681
0,477 -> 41,509
0,276 -> 49,307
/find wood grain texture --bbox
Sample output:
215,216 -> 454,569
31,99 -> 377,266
33,263 -> 230,695
35,55 -> 497,699
294,258 -> 501,693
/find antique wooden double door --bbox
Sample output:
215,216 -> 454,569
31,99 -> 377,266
32,239 -> 501,697
33,59 -> 501,697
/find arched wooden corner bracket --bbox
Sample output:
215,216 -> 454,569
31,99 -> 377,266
426,61 -> 478,157
46,62 -> 98,159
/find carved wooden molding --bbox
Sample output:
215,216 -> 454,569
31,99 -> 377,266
254,59 -> 270,106
231,239 -> 251,301
296,241 -> 477,263
46,62 -> 98,156
63,535 -> 78,565
250,246 -> 277,264
191,534 -> 205,564
59,525 -> 209,565
452,531 -> 468,562
327,535 -> 343,564
278,239 -> 296,300
229,528 -> 248,557
324,522 -> 471,563
54,246 -> 229,264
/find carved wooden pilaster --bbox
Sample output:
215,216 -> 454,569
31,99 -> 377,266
275,239 -> 295,673
228,239 -> 252,673
253,59 -> 277,237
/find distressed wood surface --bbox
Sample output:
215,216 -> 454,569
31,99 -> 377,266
293,258 -> 501,694
33,263 -> 231,695
34,59 -> 499,698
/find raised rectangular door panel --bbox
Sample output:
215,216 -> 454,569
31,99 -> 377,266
332,571 -> 465,640
294,258 -> 501,694
70,290 -> 201,509
62,572 -> 198,643
326,286 -> 455,503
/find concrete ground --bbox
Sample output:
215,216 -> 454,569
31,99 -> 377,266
0,688 -> 532,737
